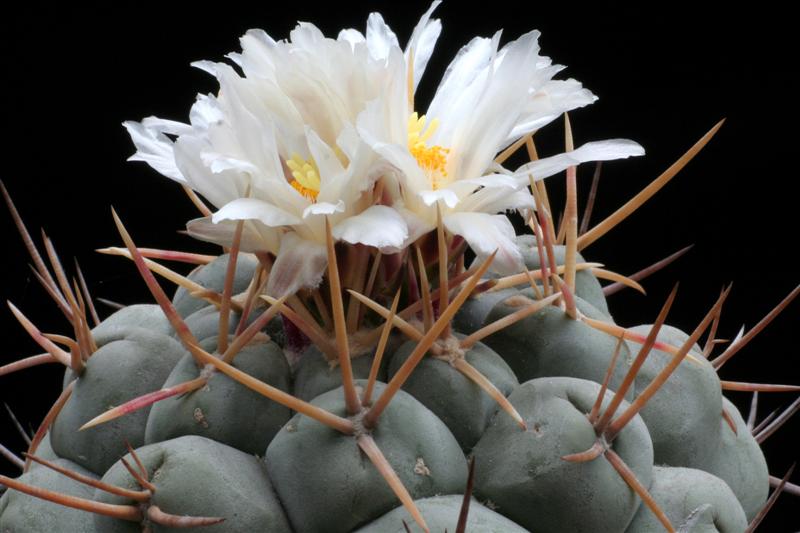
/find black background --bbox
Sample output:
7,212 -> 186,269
1,1 -> 798,529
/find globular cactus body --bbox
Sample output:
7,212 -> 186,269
1,5 -> 797,533
266,382 -> 468,532
51,328 -> 186,474
472,377 -> 653,533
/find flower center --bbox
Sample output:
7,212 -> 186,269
287,154 -> 320,201
408,113 -> 449,190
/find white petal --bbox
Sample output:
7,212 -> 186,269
238,30 -> 278,80
266,232 -> 328,297
427,35 -> 498,129
366,12 -> 400,61
396,207 -> 432,247
459,174 -> 519,189
123,121 -> 186,183
514,139 -> 645,183
336,123 -> 362,162
173,136 -> 246,209
211,198 -> 301,226
505,79 -> 597,144
444,212 -> 523,275
189,94 -> 225,130
338,28 -> 365,47
332,205 -> 408,250
190,60 -> 223,77
288,22 -> 326,51
446,31 -> 543,181
459,185 -> 535,214
305,126 -> 345,183
302,200 -> 345,219
357,99 -> 429,194
200,151 -> 260,175
405,1 -> 442,90
420,189 -> 460,208
140,117 -> 193,136
186,216 -> 278,253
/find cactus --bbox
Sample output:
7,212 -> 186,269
1,4 -> 798,533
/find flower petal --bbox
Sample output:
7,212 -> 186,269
444,30 -> 544,181
186,216 -> 278,253
459,174 -> 519,189
266,232 -> 328,297
426,34 -> 499,136
444,212 -> 523,275
173,135 -> 247,209
420,189 -> 460,208
302,201 -> 346,219
458,186 -> 535,214
396,207 -> 432,247
366,12 -> 400,61
123,121 -> 186,183
504,78 -> 597,144
305,126 -> 346,185
513,139 -> 645,184
406,1 -> 442,90
211,198 -> 301,226
332,205 -> 408,250
200,152 -> 260,175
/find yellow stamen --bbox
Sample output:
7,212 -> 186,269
286,154 -> 320,201
408,113 -> 449,190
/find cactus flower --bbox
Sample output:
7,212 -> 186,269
123,4 -> 443,296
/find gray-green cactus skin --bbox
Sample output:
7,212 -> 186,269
0,458 -> 100,533
702,397 -> 769,521
179,306 -> 242,342
387,335 -> 519,451
354,495 -> 529,532
26,432 -> 59,471
266,381 -> 468,533
623,325 -> 768,520
3,223 -> 788,533
51,327 -> 187,474
144,335 -> 291,454
625,466 -> 748,533
453,288 -> 518,335
482,294 -> 633,397
473,377 -> 653,533
92,303 -> 174,338
626,324 -> 723,470
93,435 -> 291,533
292,345 -> 381,403
515,234 -> 609,315
172,253 -> 259,318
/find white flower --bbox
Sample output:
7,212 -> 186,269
357,26 -> 644,274
124,4 -> 443,296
